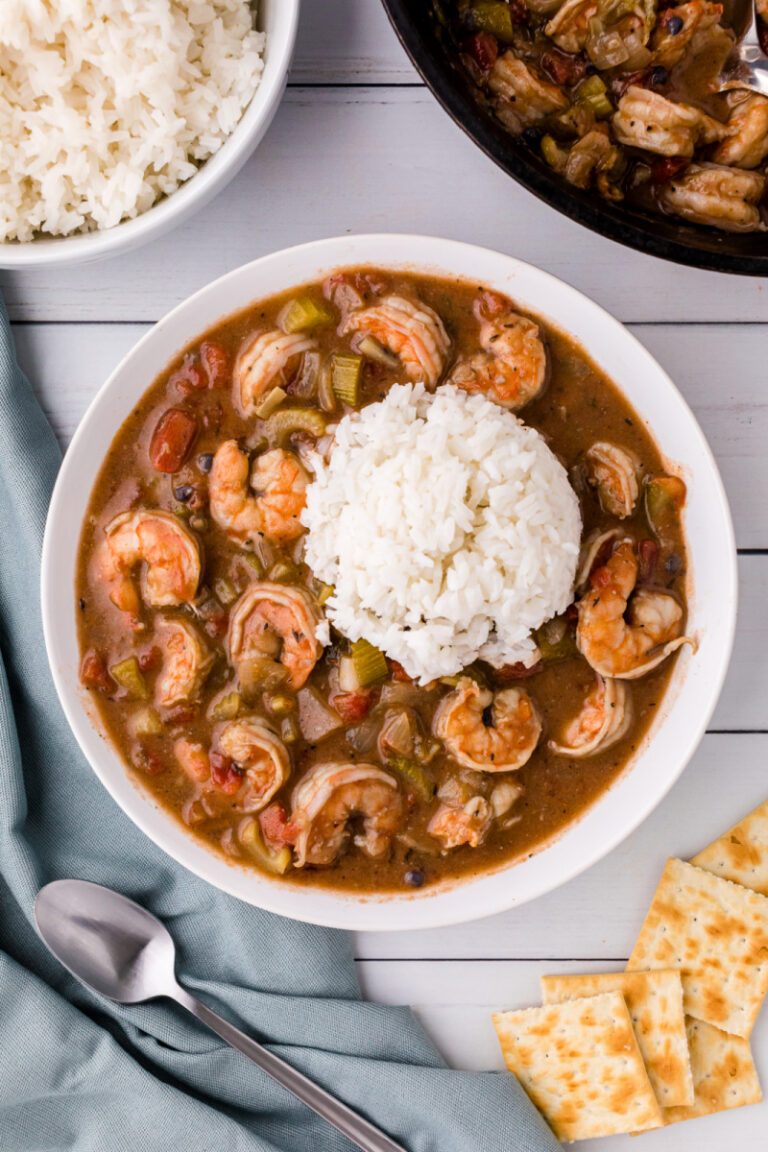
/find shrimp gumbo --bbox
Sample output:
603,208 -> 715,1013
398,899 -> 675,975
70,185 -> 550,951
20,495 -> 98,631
76,268 -> 690,893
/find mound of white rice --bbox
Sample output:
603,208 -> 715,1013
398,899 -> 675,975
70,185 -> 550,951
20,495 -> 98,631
0,0 -> 264,242
303,383 -> 583,683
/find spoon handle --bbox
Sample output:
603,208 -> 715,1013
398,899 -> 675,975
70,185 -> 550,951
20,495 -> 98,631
173,986 -> 409,1152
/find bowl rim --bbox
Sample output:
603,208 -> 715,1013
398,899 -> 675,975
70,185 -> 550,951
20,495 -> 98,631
41,232 -> 737,930
0,0 -> 301,269
379,0 -> 768,277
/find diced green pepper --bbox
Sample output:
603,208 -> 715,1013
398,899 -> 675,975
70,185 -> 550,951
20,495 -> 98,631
471,2 -> 516,43
645,475 -> 686,540
317,583 -> 335,607
267,559 -> 298,582
386,755 -> 434,803
357,334 -> 399,369
210,690 -> 241,721
281,295 -> 335,334
351,638 -> 388,687
240,819 -> 292,874
255,386 -> 287,420
534,619 -> 579,662
109,656 -> 148,699
265,407 -> 327,447
330,353 -> 363,407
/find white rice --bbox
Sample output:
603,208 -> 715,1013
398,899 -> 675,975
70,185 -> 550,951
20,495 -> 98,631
0,0 -> 265,242
303,383 -> 583,684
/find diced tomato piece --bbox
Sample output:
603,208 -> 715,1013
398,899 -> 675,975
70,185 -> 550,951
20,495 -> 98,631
143,747 -> 166,776
79,648 -> 113,692
507,0 -> 528,22
462,31 -> 499,74
149,408 -> 197,473
638,538 -> 660,585
334,691 -> 374,724
138,646 -> 161,673
650,155 -> 690,185
540,48 -> 586,88
493,661 -> 543,684
259,803 -> 296,849
387,659 -> 412,683
200,341 -> 230,389
169,354 -> 205,394
210,752 -> 243,795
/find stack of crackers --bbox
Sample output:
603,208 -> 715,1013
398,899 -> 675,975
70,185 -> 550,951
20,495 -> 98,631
493,798 -> 768,1142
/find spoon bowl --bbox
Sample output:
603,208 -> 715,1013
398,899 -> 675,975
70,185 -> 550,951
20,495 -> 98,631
35,879 -> 176,1003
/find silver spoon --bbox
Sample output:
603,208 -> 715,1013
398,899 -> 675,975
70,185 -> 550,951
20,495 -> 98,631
34,879 -> 408,1152
719,0 -> 768,95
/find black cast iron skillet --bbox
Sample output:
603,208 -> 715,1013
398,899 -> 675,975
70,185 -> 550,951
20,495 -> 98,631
381,0 -> 768,275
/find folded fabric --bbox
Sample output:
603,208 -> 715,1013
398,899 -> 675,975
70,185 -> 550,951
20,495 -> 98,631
0,297 -> 560,1152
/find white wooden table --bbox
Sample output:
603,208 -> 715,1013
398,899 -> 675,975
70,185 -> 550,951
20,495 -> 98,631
5,2 -> 768,1146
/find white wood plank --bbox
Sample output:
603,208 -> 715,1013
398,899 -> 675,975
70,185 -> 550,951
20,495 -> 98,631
2,89 -> 766,323
9,320 -> 768,547
353,733 -> 768,959
357,959 -> 768,1149
291,0 -> 417,85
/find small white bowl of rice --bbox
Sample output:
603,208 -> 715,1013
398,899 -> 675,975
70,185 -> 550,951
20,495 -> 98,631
0,0 -> 298,267
42,235 -> 736,930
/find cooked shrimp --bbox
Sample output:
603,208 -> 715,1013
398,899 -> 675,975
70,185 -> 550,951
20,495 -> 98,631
449,304 -> 548,411
657,163 -> 766,232
290,762 -> 404,866
235,329 -> 317,415
433,677 -> 542,772
583,442 -> 640,519
577,539 -> 693,678
342,295 -> 450,388
712,93 -> 768,170
218,719 -> 291,813
649,1 -> 723,70
546,0 -> 654,56
155,617 -> 214,708
96,509 -> 201,620
612,87 -> 727,157
549,675 -> 631,757
228,582 -> 322,691
209,441 -> 308,545
428,796 -> 492,850
487,53 -> 569,133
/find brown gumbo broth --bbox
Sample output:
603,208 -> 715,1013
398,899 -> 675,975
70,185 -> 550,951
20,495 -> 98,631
76,268 -> 687,893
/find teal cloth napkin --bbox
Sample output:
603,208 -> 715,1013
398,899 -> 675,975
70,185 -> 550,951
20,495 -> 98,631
0,298 -> 560,1152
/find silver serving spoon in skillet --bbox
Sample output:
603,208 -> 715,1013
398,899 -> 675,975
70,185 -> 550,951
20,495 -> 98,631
35,879 -> 408,1152
719,0 -> 768,94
